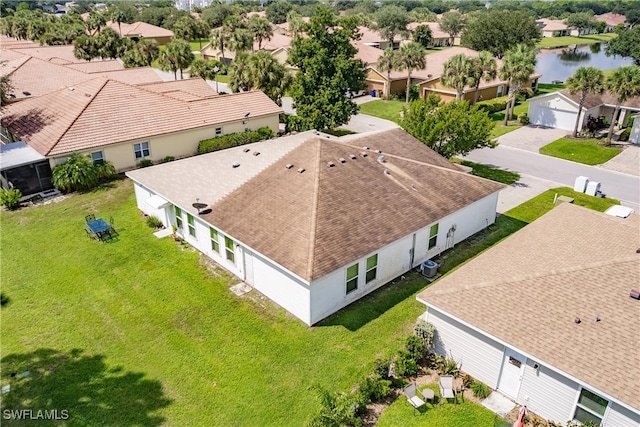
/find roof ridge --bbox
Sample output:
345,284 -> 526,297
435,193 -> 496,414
306,139 -> 323,280
46,78 -> 110,156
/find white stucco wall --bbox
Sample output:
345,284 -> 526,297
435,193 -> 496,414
528,95 -> 581,131
630,116 -> 640,144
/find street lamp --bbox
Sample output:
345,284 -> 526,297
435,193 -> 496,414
213,65 -> 219,93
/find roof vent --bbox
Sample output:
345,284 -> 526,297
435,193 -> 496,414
84,93 -> 91,97
312,129 -> 318,135
574,317 -> 581,324
243,148 -> 250,153
253,151 -> 260,156
327,161 -> 335,167
350,154 -> 357,160
297,168 -> 305,173
377,155 -> 386,163
232,162 -> 240,168
383,168 -> 390,175
339,158 -> 346,163
363,146 -> 370,150
23,91 -> 31,96
631,290 -> 640,300
285,164 -> 294,169
68,87 -> 75,91
360,152 -> 368,157
376,149 -> 382,153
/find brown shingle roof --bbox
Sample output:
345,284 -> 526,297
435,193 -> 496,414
418,203 -> 640,409
560,89 -> 640,110
205,129 -> 503,280
2,78 -> 281,156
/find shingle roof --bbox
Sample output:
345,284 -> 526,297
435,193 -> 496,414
1,78 -> 282,156
559,89 -> 640,110
418,203 -> 640,410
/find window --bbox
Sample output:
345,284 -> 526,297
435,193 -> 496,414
175,206 -> 183,231
428,223 -> 439,250
187,213 -> 196,237
365,254 -> 378,283
133,142 -> 150,159
346,263 -> 358,294
215,127 -> 222,136
574,389 -> 608,425
497,85 -> 504,97
210,228 -> 219,253
90,151 -> 104,164
224,236 -> 235,263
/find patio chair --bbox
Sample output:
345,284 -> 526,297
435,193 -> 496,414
84,228 -> 96,240
109,216 -> 115,230
85,214 -> 95,222
439,375 -> 457,405
403,383 -> 426,416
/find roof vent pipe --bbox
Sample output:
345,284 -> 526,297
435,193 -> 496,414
384,168 -> 390,175
377,155 -> 386,163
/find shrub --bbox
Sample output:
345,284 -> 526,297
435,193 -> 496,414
145,216 -> 164,229
357,374 -> 391,403
373,357 -> 391,379
405,335 -> 425,360
414,319 -> 435,351
197,127 -> 275,154
619,127 -> 631,142
305,386 -> 365,427
282,114 -> 309,133
438,355 -> 460,377
94,160 -> 117,180
470,381 -> 489,398
0,292 -> 9,306
138,159 -> 154,168
160,156 -> 175,163
394,351 -> 418,377
462,374 -> 474,389
52,153 -> 98,192
0,188 -> 22,210
518,113 -> 530,125
476,96 -> 509,113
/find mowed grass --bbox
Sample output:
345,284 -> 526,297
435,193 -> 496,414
0,179 -> 427,426
451,159 -> 520,184
358,99 -> 406,123
536,33 -> 617,49
540,137 -> 621,165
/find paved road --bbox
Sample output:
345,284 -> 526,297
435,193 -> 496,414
464,145 -> 640,210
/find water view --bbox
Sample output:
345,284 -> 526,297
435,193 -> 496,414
535,44 -> 634,83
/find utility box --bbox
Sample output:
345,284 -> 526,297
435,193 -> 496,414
585,181 -> 601,197
574,176 -> 589,193
420,260 -> 438,278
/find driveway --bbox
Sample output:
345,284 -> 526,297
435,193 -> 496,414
495,126 -> 567,152
600,144 -> 640,177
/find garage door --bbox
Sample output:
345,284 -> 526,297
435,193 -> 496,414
529,105 -> 576,131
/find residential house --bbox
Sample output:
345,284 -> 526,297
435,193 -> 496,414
200,30 -> 293,65
407,21 -> 460,47
536,18 -> 575,37
0,78 -> 281,194
528,90 -> 640,132
417,203 -> 640,426
102,21 -> 175,45
595,13 -> 628,32
126,128 -> 504,325
358,26 -> 404,51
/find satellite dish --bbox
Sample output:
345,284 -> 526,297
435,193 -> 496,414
192,200 -> 208,214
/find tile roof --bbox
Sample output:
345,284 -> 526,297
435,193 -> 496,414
137,78 -> 217,100
353,41 -> 385,65
358,26 -> 404,44
536,18 -> 570,32
407,21 -> 450,39
9,44 -> 80,64
104,21 -> 174,39
595,12 -> 627,27
1,78 -> 282,156
64,60 -> 125,73
128,128 -> 503,281
0,35 -> 38,50
559,89 -> 640,110
418,203 -> 640,410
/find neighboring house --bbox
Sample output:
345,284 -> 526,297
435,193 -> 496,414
0,141 -> 53,195
536,18 -> 575,37
200,31 -> 293,65
417,203 -> 640,427
4,42 -> 85,65
102,21 -> 174,45
126,128 -> 504,326
358,26 -> 404,51
407,21 -> 460,47
0,78 -> 281,194
595,12 -> 628,32
630,114 -> 640,145
528,89 -> 640,132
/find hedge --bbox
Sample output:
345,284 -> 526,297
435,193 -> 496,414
197,127 -> 274,154
475,96 -> 510,114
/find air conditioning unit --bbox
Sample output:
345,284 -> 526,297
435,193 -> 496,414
420,260 -> 438,278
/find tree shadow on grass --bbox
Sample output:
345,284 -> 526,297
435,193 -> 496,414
1,348 -> 172,426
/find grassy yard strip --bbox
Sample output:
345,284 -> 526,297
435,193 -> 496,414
358,99 -> 406,123
451,159 -> 520,184
539,137 -> 621,165
536,33 -> 616,49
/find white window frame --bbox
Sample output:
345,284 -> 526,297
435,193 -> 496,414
187,213 -> 196,237
175,206 -> 183,231
573,387 -> 609,426
346,263 -> 358,294
428,223 -> 439,250
224,236 -> 235,263
90,151 -> 104,164
210,228 -> 219,253
365,254 -> 378,284
133,142 -> 150,159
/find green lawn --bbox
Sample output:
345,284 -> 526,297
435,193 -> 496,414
358,99 -> 406,123
539,137 -> 621,165
536,33 -> 617,49
451,159 -> 520,184
189,39 -> 209,52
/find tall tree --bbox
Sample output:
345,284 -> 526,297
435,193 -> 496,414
440,53 -> 474,101
565,12 -> 597,36
286,10 -> 304,38
376,48 -> 399,100
400,94 -> 496,158
193,20 -> 211,49
173,16 -> 197,42
266,0 -> 294,25
200,3 -> 237,29
158,39 -> 194,79
439,11 -> 465,46
110,7 -> 127,37
248,16 -> 273,51
86,11 -> 106,36
469,51 -> 497,104
122,39 -> 159,67
565,66 -> 605,138
287,6 -> 366,130
189,58 -> 223,80
604,66 -> 640,142
374,5 -> 410,49
95,28 -> 128,59
73,35 -> 98,61
229,51 -> 292,105
210,27 -> 231,62
413,24 -> 432,49
499,44 -> 536,125
606,26 -> 640,66
461,10 -> 540,59
394,41 -> 426,104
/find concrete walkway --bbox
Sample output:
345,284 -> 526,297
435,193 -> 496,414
495,126 -> 567,152
496,174 -> 558,214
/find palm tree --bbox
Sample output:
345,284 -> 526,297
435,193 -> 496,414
469,51 -> 497,104
441,54 -> 474,101
211,27 -> 231,62
248,16 -> 273,51
86,11 -> 106,36
377,48 -> 399,101
395,42 -> 426,104
247,51 -> 292,105
110,8 -> 127,37
51,153 -> 98,193
287,10 -> 304,38
158,39 -> 194,80
604,66 -> 640,142
228,28 -> 253,54
228,52 -> 252,92
499,44 -> 536,126
566,66 -> 605,137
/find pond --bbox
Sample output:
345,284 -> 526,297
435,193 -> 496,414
535,44 -> 634,83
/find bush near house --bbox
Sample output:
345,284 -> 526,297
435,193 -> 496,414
0,188 -> 22,210
197,127 -> 274,154
475,96 -> 510,114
